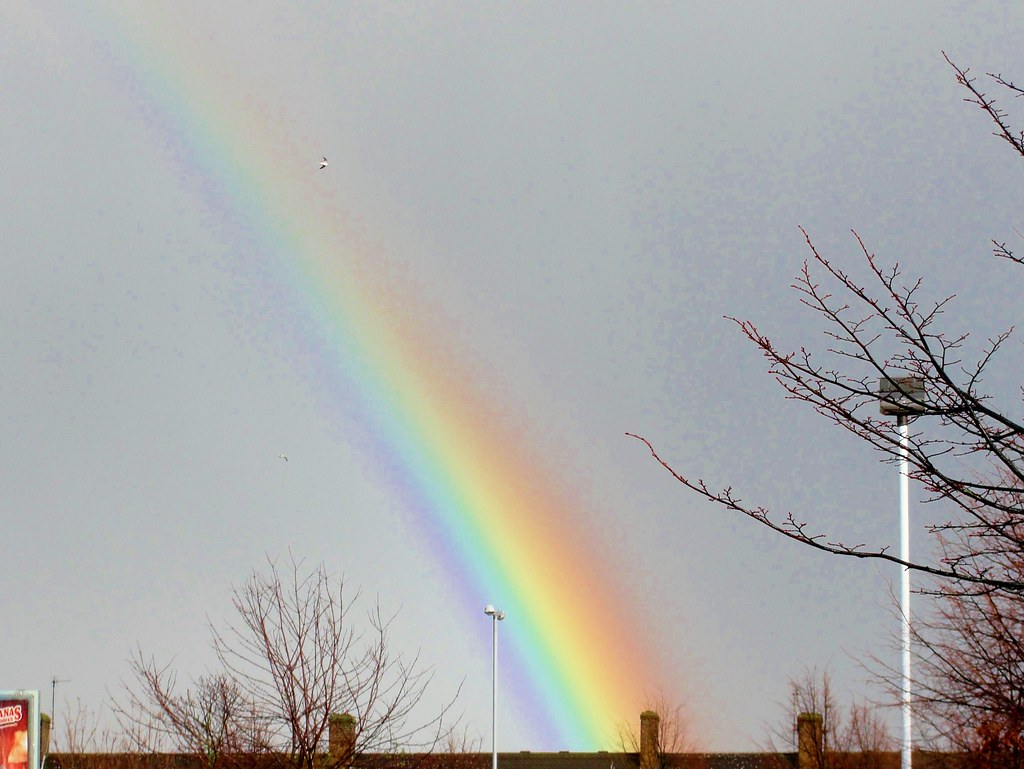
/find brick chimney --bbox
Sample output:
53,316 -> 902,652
797,713 -> 823,769
640,711 -> 660,769
329,713 -> 357,765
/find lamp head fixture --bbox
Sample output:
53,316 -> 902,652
484,604 -> 506,620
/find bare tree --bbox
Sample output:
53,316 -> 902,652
854,478 -> 1024,765
214,555 -> 459,769
617,695 -> 699,763
55,699 -> 134,755
905,582 -> 1024,760
629,53 -> 1024,596
764,667 -> 837,761
121,554 -> 459,769
54,699 -> 107,754
423,727 -> 486,769
115,660 -> 265,767
628,51 -> 1024,769
765,668 -> 894,769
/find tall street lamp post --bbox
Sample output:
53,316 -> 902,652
879,375 -> 926,769
484,604 -> 506,769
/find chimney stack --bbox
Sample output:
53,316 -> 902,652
797,713 -> 823,769
329,713 -> 357,766
640,711 -> 660,769
40,713 -> 51,759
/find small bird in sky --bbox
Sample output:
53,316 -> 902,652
319,157 -> 328,170
278,453 -> 288,462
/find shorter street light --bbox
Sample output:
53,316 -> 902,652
484,605 -> 506,769
879,375 -> 926,769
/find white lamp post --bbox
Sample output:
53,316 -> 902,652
484,604 -> 506,769
879,375 -> 926,769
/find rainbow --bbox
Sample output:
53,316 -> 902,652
67,4 -> 667,749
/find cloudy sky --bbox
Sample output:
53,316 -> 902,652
4,0 -> 1024,754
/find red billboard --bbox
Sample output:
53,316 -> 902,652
0,691 -> 39,769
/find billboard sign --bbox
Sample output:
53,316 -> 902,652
0,691 -> 39,769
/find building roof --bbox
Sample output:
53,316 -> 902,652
51,750 -> 965,769
48,749 -> 973,769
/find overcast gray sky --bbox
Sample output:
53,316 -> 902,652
4,0 -> 1024,754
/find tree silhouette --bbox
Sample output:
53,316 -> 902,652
119,554 -> 459,769
632,55 -> 1024,595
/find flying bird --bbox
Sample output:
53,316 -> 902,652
278,454 -> 288,462
319,157 -> 328,170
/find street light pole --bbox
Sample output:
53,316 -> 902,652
898,413 -> 912,769
880,376 -> 925,769
484,604 -> 506,769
